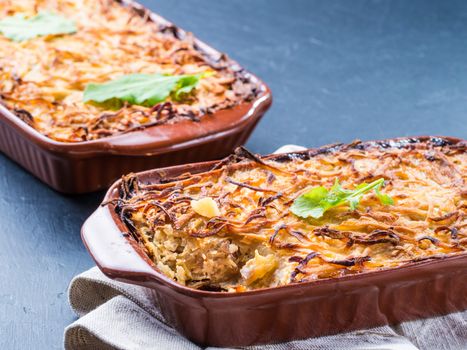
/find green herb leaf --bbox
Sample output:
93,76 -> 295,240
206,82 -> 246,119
291,186 -> 330,219
290,178 -> 393,219
83,72 -> 209,109
374,186 -> 394,205
0,12 -> 76,42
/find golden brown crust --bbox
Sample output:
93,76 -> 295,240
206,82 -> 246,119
0,0 -> 258,142
114,138 -> 467,292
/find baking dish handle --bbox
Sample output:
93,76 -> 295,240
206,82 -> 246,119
81,206 -> 160,283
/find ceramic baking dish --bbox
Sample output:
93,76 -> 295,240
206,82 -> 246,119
0,0 -> 271,194
82,136 -> 467,347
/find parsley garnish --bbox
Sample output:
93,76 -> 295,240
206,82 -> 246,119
83,72 -> 211,109
290,178 -> 393,219
0,12 -> 76,42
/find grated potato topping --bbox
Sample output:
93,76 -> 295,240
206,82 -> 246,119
0,0 -> 258,142
114,138 -> 467,292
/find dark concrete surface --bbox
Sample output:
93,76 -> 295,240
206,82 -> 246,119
0,1 -> 466,349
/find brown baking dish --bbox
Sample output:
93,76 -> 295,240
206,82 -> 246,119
82,136 -> 467,347
0,0 -> 271,194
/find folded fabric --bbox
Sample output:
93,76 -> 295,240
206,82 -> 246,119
65,145 -> 467,350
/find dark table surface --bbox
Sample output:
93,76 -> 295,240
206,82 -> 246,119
1,0 -> 466,349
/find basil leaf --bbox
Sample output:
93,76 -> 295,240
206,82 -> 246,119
83,72 -> 207,109
0,12 -> 76,42
290,178 -> 393,219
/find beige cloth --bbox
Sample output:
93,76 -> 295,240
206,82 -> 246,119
65,146 -> 467,350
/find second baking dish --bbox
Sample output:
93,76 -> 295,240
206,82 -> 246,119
82,136 -> 467,346
0,0 -> 271,193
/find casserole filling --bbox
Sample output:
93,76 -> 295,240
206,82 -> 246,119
0,0 -> 258,142
115,138 -> 466,292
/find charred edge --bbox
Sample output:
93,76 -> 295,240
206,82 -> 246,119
288,256 -> 303,263
424,152 -> 439,162
149,101 -> 174,117
197,284 -> 226,292
128,0 -> 234,72
430,137 -> 452,147
119,209 -> 138,237
258,193 -> 283,207
451,227 -> 459,240
266,171 -> 276,184
290,252 -> 319,282
226,177 -> 277,193
212,137 -> 457,173
14,108 -> 34,125
244,208 -> 266,225
138,185 -> 182,199
272,152 -> 311,163
353,229 -> 400,246
120,0 -> 149,22
91,110 -> 125,129
158,19 -> 235,72
410,254 -> 447,262
271,137 -> 457,164
158,24 -> 182,40
269,224 -> 287,244
314,227 -> 400,246
434,226 -> 458,240
119,173 -> 140,200
190,222 -> 226,238
120,102 -> 176,134
417,236 -> 440,245
290,253 -> 371,282
169,196 -> 193,204
234,146 -> 268,165
289,230 -> 306,242
243,213 -> 265,225
179,110 -> 200,122
121,230 -> 142,247
101,198 -> 123,207
313,226 -> 345,239
279,243 -> 299,249
230,147 -> 291,174
325,256 -> 371,267
210,154 -> 239,170
158,174 -> 194,184
449,141 -> 467,151
314,142 -> 345,154
341,139 -> 363,150
150,200 -> 175,223
272,144 -> 344,163
429,211 -> 458,222
210,146 -> 266,171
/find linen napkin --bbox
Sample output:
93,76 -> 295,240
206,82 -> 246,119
65,145 -> 467,350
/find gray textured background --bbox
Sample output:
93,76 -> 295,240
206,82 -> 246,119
1,0 -> 466,349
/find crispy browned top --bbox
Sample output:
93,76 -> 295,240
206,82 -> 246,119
115,138 -> 467,292
0,0 -> 258,142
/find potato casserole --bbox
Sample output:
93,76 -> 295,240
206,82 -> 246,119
0,0 -> 258,142
113,138 -> 467,292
